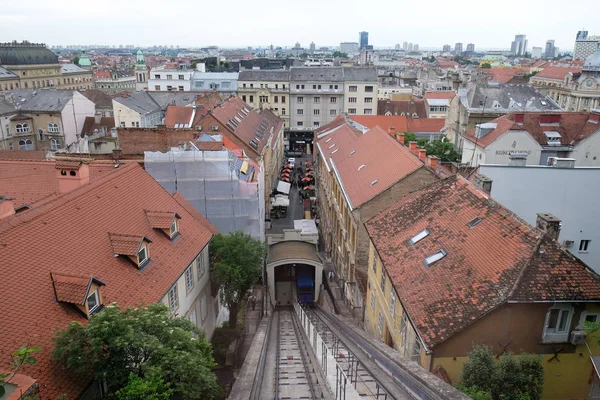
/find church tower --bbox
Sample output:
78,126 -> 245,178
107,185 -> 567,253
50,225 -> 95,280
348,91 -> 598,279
135,50 -> 148,91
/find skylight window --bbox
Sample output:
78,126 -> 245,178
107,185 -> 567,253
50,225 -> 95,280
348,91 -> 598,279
326,137 -> 332,143
467,217 -> 482,228
350,150 -> 356,155
332,149 -> 339,154
358,164 -> 366,171
424,249 -> 447,267
409,229 -> 430,245
370,179 -> 378,186
328,143 -> 335,149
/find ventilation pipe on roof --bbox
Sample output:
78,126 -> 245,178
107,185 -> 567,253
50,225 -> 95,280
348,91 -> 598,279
0,196 -> 15,220
474,174 -> 493,194
508,152 -> 528,167
56,162 -> 90,194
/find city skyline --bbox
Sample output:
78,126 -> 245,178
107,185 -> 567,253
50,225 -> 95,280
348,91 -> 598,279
1,0 -> 595,51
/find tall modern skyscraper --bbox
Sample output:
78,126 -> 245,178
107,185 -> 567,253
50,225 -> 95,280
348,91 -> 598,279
414,44 -> 419,51
544,40 -> 556,59
395,43 -> 400,50
466,43 -> 475,53
403,41 -> 408,51
574,31 -> 600,60
442,44 -> 451,52
510,34 -> 528,56
454,43 -> 463,54
359,32 -> 369,49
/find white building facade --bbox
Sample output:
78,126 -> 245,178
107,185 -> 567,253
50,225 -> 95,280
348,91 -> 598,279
148,67 -> 194,92
480,163 -> 600,272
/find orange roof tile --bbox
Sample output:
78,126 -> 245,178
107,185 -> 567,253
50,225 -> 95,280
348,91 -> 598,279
535,66 -> 581,80
316,117 -> 425,208
406,118 -> 445,133
365,176 -> 600,348
0,160 -> 125,208
164,105 -> 194,128
348,115 -> 408,133
51,272 -> 104,304
0,163 -> 215,399
109,232 -> 148,256
425,91 -> 456,100
145,210 -> 180,230
377,99 -> 427,118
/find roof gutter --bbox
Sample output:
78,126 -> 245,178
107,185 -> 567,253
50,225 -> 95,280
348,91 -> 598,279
507,300 -> 600,303
316,142 -> 330,172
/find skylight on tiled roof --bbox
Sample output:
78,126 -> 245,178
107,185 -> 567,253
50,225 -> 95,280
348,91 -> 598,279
467,217 -> 483,228
358,164 -> 366,171
350,150 -> 356,155
326,137 -> 332,143
332,149 -> 339,154
369,179 -> 378,186
424,249 -> 447,267
328,144 -> 335,149
409,229 -> 430,245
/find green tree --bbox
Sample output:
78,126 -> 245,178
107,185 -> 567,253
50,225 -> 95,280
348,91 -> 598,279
403,132 -> 416,145
72,56 -> 80,66
332,51 -> 348,58
52,304 -> 219,399
210,232 -> 266,328
0,346 -> 41,397
115,374 -> 173,400
481,63 -> 492,69
422,138 -> 461,162
459,344 -> 543,400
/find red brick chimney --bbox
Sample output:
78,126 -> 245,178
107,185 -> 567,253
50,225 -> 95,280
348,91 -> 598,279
388,126 -> 396,136
428,155 -> 439,169
418,148 -> 427,161
409,141 -> 418,154
0,196 -> 15,220
55,161 -> 90,194
396,132 -> 405,145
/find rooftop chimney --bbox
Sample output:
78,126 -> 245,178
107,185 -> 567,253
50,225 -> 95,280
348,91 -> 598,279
418,148 -> 427,161
55,161 -> 90,194
396,132 -> 405,145
508,152 -> 528,167
536,213 -> 561,241
427,155 -> 439,169
409,141 -> 418,155
94,114 -> 102,124
0,196 -> 15,220
589,110 -> 600,124
552,158 -> 576,168
388,126 -> 396,136
474,173 -> 493,194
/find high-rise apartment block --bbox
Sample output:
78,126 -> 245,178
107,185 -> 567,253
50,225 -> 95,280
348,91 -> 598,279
545,40 -> 556,59
359,31 -> 369,49
466,43 -> 475,52
574,31 -> 600,60
442,44 -> 451,52
511,34 -> 528,56
454,43 -> 463,54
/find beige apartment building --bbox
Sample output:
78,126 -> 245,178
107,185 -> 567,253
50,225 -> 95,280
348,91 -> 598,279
238,70 -> 291,128
343,68 -> 378,116
0,41 -> 93,91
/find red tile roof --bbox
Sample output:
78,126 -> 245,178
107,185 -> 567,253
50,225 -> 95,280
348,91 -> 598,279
406,118 -> 445,133
534,66 -> 581,80
109,232 -> 147,256
145,210 -> 179,229
164,105 -> 194,128
349,115 -> 409,132
94,71 -> 111,79
483,68 -> 525,84
315,117 -> 426,208
117,128 -> 198,154
81,116 -> 115,136
207,97 -> 283,157
425,91 -> 456,100
377,99 -> 427,118
0,162 -> 215,399
51,272 -> 103,304
0,150 -> 46,160
0,160 -> 124,208
365,175 -> 600,349
464,112 -> 600,148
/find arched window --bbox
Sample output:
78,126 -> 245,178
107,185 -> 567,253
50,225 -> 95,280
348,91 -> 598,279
19,139 -> 33,150
50,138 -> 60,151
38,129 -> 44,141
16,123 -> 30,133
48,123 -> 59,133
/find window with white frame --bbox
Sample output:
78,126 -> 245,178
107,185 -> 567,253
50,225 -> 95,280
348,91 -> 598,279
330,109 -> 337,116
365,97 -> 373,103
364,108 -> 372,115
580,311 -> 600,327
19,139 -> 33,150
168,284 -> 179,312
297,109 -> 304,115
185,266 -> 194,292
348,108 -> 356,114
349,86 -> 357,92
196,253 -> 205,281
371,292 -> 375,310
138,246 -> 148,266
50,138 -> 60,151
38,129 -> 44,141
412,338 -> 422,363
330,97 -> 337,103
381,267 -> 386,292
348,97 -> 357,103
16,123 -> 30,133
48,123 -> 59,133
542,304 -> 573,343
201,293 -> 208,321
390,291 -> 395,316
314,97 -> 320,103
314,109 -> 320,115
188,309 -> 197,326
400,313 -> 407,344
378,311 -> 383,334
87,290 -> 99,313
580,240 -> 591,252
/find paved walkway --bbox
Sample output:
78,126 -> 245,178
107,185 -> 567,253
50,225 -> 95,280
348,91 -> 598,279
235,285 -> 264,369
320,255 -> 354,319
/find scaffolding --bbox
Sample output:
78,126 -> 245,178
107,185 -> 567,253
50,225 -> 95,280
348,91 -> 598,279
145,149 -> 265,241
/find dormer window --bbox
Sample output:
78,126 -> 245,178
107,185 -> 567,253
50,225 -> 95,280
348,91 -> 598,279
51,272 -> 106,318
145,210 -> 181,240
109,233 -> 153,269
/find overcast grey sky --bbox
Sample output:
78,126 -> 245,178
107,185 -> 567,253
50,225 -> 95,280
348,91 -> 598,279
0,0 -> 595,51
